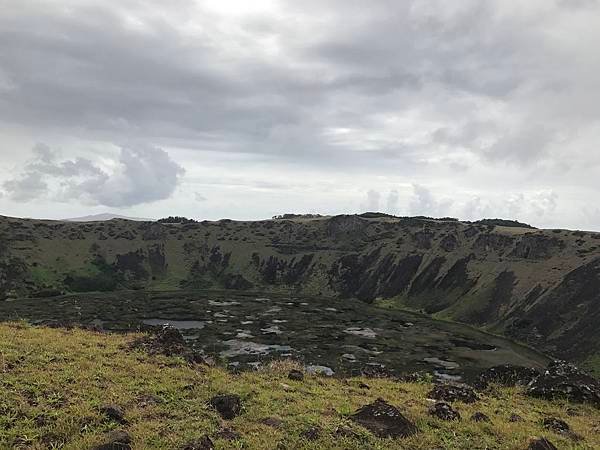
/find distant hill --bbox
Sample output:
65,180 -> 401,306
1,213 -> 600,371
63,213 -> 153,222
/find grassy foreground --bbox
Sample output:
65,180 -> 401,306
1,323 -> 599,449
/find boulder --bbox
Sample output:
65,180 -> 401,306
477,365 -> 540,388
92,430 -> 132,450
470,412 -> 491,423
181,435 -> 214,450
427,383 -> 478,404
527,437 -> 558,450
542,417 -> 582,441
210,394 -> 242,420
542,417 -> 570,434
350,398 -> 418,438
100,404 -> 127,424
428,402 -> 460,421
288,369 -> 304,381
155,325 -> 186,349
130,325 -> 212,365
527,360 -> 600,406
299,426 -> 321,441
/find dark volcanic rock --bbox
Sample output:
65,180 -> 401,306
182,435 -> 214,450
542,417 -> 570,434
509,414 -> 524,422
155,325 -> 186,348
100,404 -> 127,424
131,325 -> 211,364
214,428 -> 241,441
260,417 -> 282,428
527,437 -> 558,450
427,383 -> 478,404
477,364 -> 540,388
288,369 -> 304,381
470,412 -> 491,423
527,360 -> 600,406
210,394 -> 242,420
299,426 -> 321,441
361,363 -> 392,378
92,430 -> 132,450
335,426 -> 359,438
428,402 -> 460,421
350,398 -> 418,438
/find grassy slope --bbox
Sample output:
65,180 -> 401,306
1,324 -> 599,450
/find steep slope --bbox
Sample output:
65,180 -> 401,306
1,214 -> 599,364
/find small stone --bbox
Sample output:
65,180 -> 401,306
100,404 -> 127,424
527,437 -> 558,450
470,412 -> 490,423
288,369 -> 304,381
137,395 -> 161,408
358,382 -> 370,390
280,382 -> 293,392
509,414 -> 524,422
428,402 -> 460,421
300,426 -> 321,441
260,417 -> 282,428
210,394 -> 242,420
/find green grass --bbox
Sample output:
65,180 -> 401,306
1,324 -> 599,449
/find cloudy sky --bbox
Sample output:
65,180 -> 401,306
1,0 -> 599,229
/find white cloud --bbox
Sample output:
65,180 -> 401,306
361,189 -> 381,212
3,144 -> 184,207
410,184 -> 453,217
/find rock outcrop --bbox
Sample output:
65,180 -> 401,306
527,361 -> 600,406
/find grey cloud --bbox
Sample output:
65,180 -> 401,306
0,0 -> 576,170
3,143 -> 184,207
462,191 -> 559,224
0,1 -> 599,227
3,171 -> 48,202
485,125 -> 555,164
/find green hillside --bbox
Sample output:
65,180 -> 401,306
1,214 -> 600,366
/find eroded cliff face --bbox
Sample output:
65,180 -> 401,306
1,214 -> 599,361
